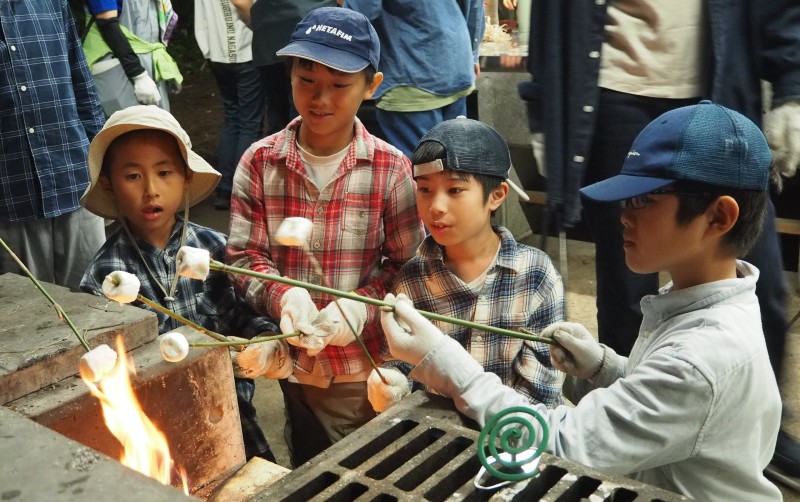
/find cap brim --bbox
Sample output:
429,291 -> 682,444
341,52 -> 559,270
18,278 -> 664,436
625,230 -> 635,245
277,41 -> 369,73
579,174 -> 674,202
82,122 -> 219,220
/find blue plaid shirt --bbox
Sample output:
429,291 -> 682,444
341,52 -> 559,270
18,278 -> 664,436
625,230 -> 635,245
387,226 -> 565,407
80,219 -> 279,338
0,0 -> 105,222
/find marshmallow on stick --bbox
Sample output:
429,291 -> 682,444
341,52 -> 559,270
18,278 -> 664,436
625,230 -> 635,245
275,217 -> 314,247
102,271 -> 141,304
79,344 -> 118,382
159,331 -> 190,362
176,246 -> 211,280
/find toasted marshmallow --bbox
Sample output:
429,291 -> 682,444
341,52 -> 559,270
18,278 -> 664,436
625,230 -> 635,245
79,344 -> 118,382
102,271 -> 141,304
176,246 -> 210,280
160,331 -> 190,362
275,217 -> 313,247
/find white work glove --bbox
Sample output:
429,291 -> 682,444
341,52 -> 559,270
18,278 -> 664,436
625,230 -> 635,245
132,71 -> 162,105
541,321 -> 604,380
380,293 -> 445,366
230,336 -> 293,379
764,101 -> 800,178
280,287 -> 327,354
531,133 -> 546,177
367,367 -> 411,413
310,298 -> 368,352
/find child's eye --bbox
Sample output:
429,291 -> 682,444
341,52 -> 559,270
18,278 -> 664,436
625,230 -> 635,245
298,76 -> 313,84
417,186 -> 430,194
333,83 -> 350,89
124,173 -> 140,181
449,187 -> 464,194
159,170 -> 173,177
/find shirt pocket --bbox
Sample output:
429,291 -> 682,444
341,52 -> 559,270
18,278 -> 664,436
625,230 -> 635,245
341,191 -> 380,236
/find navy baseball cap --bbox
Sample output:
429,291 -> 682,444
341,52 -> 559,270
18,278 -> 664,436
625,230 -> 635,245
413,117 -> 530,201
580,100 -> 771,202
276,7 -> 380,73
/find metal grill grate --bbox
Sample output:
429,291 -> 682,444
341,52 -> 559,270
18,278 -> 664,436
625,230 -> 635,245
254,392 -> 690,501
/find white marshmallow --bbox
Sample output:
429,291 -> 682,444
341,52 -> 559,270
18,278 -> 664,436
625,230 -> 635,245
275,217 -> 313,247
79,344 -> 118,382
160,331 -> 190,362
176,246 -> 210,280
102,271 -> 141,304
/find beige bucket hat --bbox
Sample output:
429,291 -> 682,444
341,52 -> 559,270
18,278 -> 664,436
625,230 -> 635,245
82,105 -> 220,219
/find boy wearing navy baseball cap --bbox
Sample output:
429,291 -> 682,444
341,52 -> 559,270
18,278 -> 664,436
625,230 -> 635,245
378,102 -> 782,499
226,7 -> 424,467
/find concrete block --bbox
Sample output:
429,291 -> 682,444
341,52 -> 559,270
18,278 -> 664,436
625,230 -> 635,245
0,405 -> 196,502
0,273 -> 158,405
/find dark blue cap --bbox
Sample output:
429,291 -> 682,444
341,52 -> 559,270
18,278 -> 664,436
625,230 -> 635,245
580,101 -> 771,202
276,7 -> 380,73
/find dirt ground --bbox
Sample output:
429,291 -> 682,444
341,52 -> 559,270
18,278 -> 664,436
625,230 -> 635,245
173,63 -> 800,499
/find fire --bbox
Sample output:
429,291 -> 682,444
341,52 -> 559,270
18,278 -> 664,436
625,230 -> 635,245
82,336 -> 188,492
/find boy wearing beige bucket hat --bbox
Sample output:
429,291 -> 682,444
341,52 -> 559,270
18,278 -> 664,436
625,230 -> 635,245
79,105 -> 286,462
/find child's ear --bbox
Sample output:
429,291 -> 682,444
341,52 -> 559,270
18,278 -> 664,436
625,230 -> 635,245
488,182 -> 510,211
706,195 -> 739,236
364,72 -> 384,99
183,165 -> 194,187
99,175 -> 113,194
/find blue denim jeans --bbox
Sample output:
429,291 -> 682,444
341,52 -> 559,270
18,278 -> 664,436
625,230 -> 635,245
586,89 -> 788,375
375,97 -> 468,157
209,61 -> 266,193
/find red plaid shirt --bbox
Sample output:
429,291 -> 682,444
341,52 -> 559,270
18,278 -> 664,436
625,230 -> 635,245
227,117 -> 424,377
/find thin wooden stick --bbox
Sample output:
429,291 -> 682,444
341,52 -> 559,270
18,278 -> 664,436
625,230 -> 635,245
189,332 -> 300,348
210,260 -> 555,346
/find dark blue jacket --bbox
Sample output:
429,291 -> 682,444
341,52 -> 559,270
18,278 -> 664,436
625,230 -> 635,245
522,0 -> 800,226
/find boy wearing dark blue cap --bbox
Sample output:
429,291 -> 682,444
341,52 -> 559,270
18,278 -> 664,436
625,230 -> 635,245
365,117 -> 565,414
378,102 -> 782,500
226,7 -> 424,467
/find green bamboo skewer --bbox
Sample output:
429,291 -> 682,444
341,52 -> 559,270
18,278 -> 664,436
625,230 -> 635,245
135,294 -> 229,343
189,332 -> 301,348
210,260 -> 555,346
0,235 -> 90,352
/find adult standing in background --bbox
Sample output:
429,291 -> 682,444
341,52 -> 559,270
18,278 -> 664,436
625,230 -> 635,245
0,0 -> 107,291
231,0 -> 337,137
517,0 -> 800,480
195,0 -> 265,210
343,0 -> 484,157
81,0 -> 182,115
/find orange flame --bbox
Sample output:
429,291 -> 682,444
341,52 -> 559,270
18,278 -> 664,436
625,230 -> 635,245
82,336 -> 188,492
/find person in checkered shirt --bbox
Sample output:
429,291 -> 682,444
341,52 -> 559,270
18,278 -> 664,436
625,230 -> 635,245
227,8 -> 424,467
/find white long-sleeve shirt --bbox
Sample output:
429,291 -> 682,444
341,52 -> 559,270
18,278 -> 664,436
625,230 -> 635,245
411,261 -> 782,501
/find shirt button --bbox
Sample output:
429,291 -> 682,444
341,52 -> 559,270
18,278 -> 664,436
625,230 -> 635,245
582,105 -> 594,113
10,45 -> 16,51
316,206 -> 323,214
313,241 -> 321,249
573,155 -> 585,163
589,51 -> 600,58
475,336 -> 483,342
596,0 -> 605,4
28,128 -> 34,134
20,85 -> 27,92
642,329 -> 651,338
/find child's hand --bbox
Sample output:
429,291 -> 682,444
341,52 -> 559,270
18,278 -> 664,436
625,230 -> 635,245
542,321 -> 605,380
311,299 -> 367,350
280,287 -> 319,335
367,367 -> 411,413
234,337 -> 293,379
380,293 -> 444,366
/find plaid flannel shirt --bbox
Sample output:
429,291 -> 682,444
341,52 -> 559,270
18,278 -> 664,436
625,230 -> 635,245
226,117 -> 424,377
80,219 -> 279,458
386,226 -> 565,407
80,218 -> 279,338
0,0 -> 105,222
